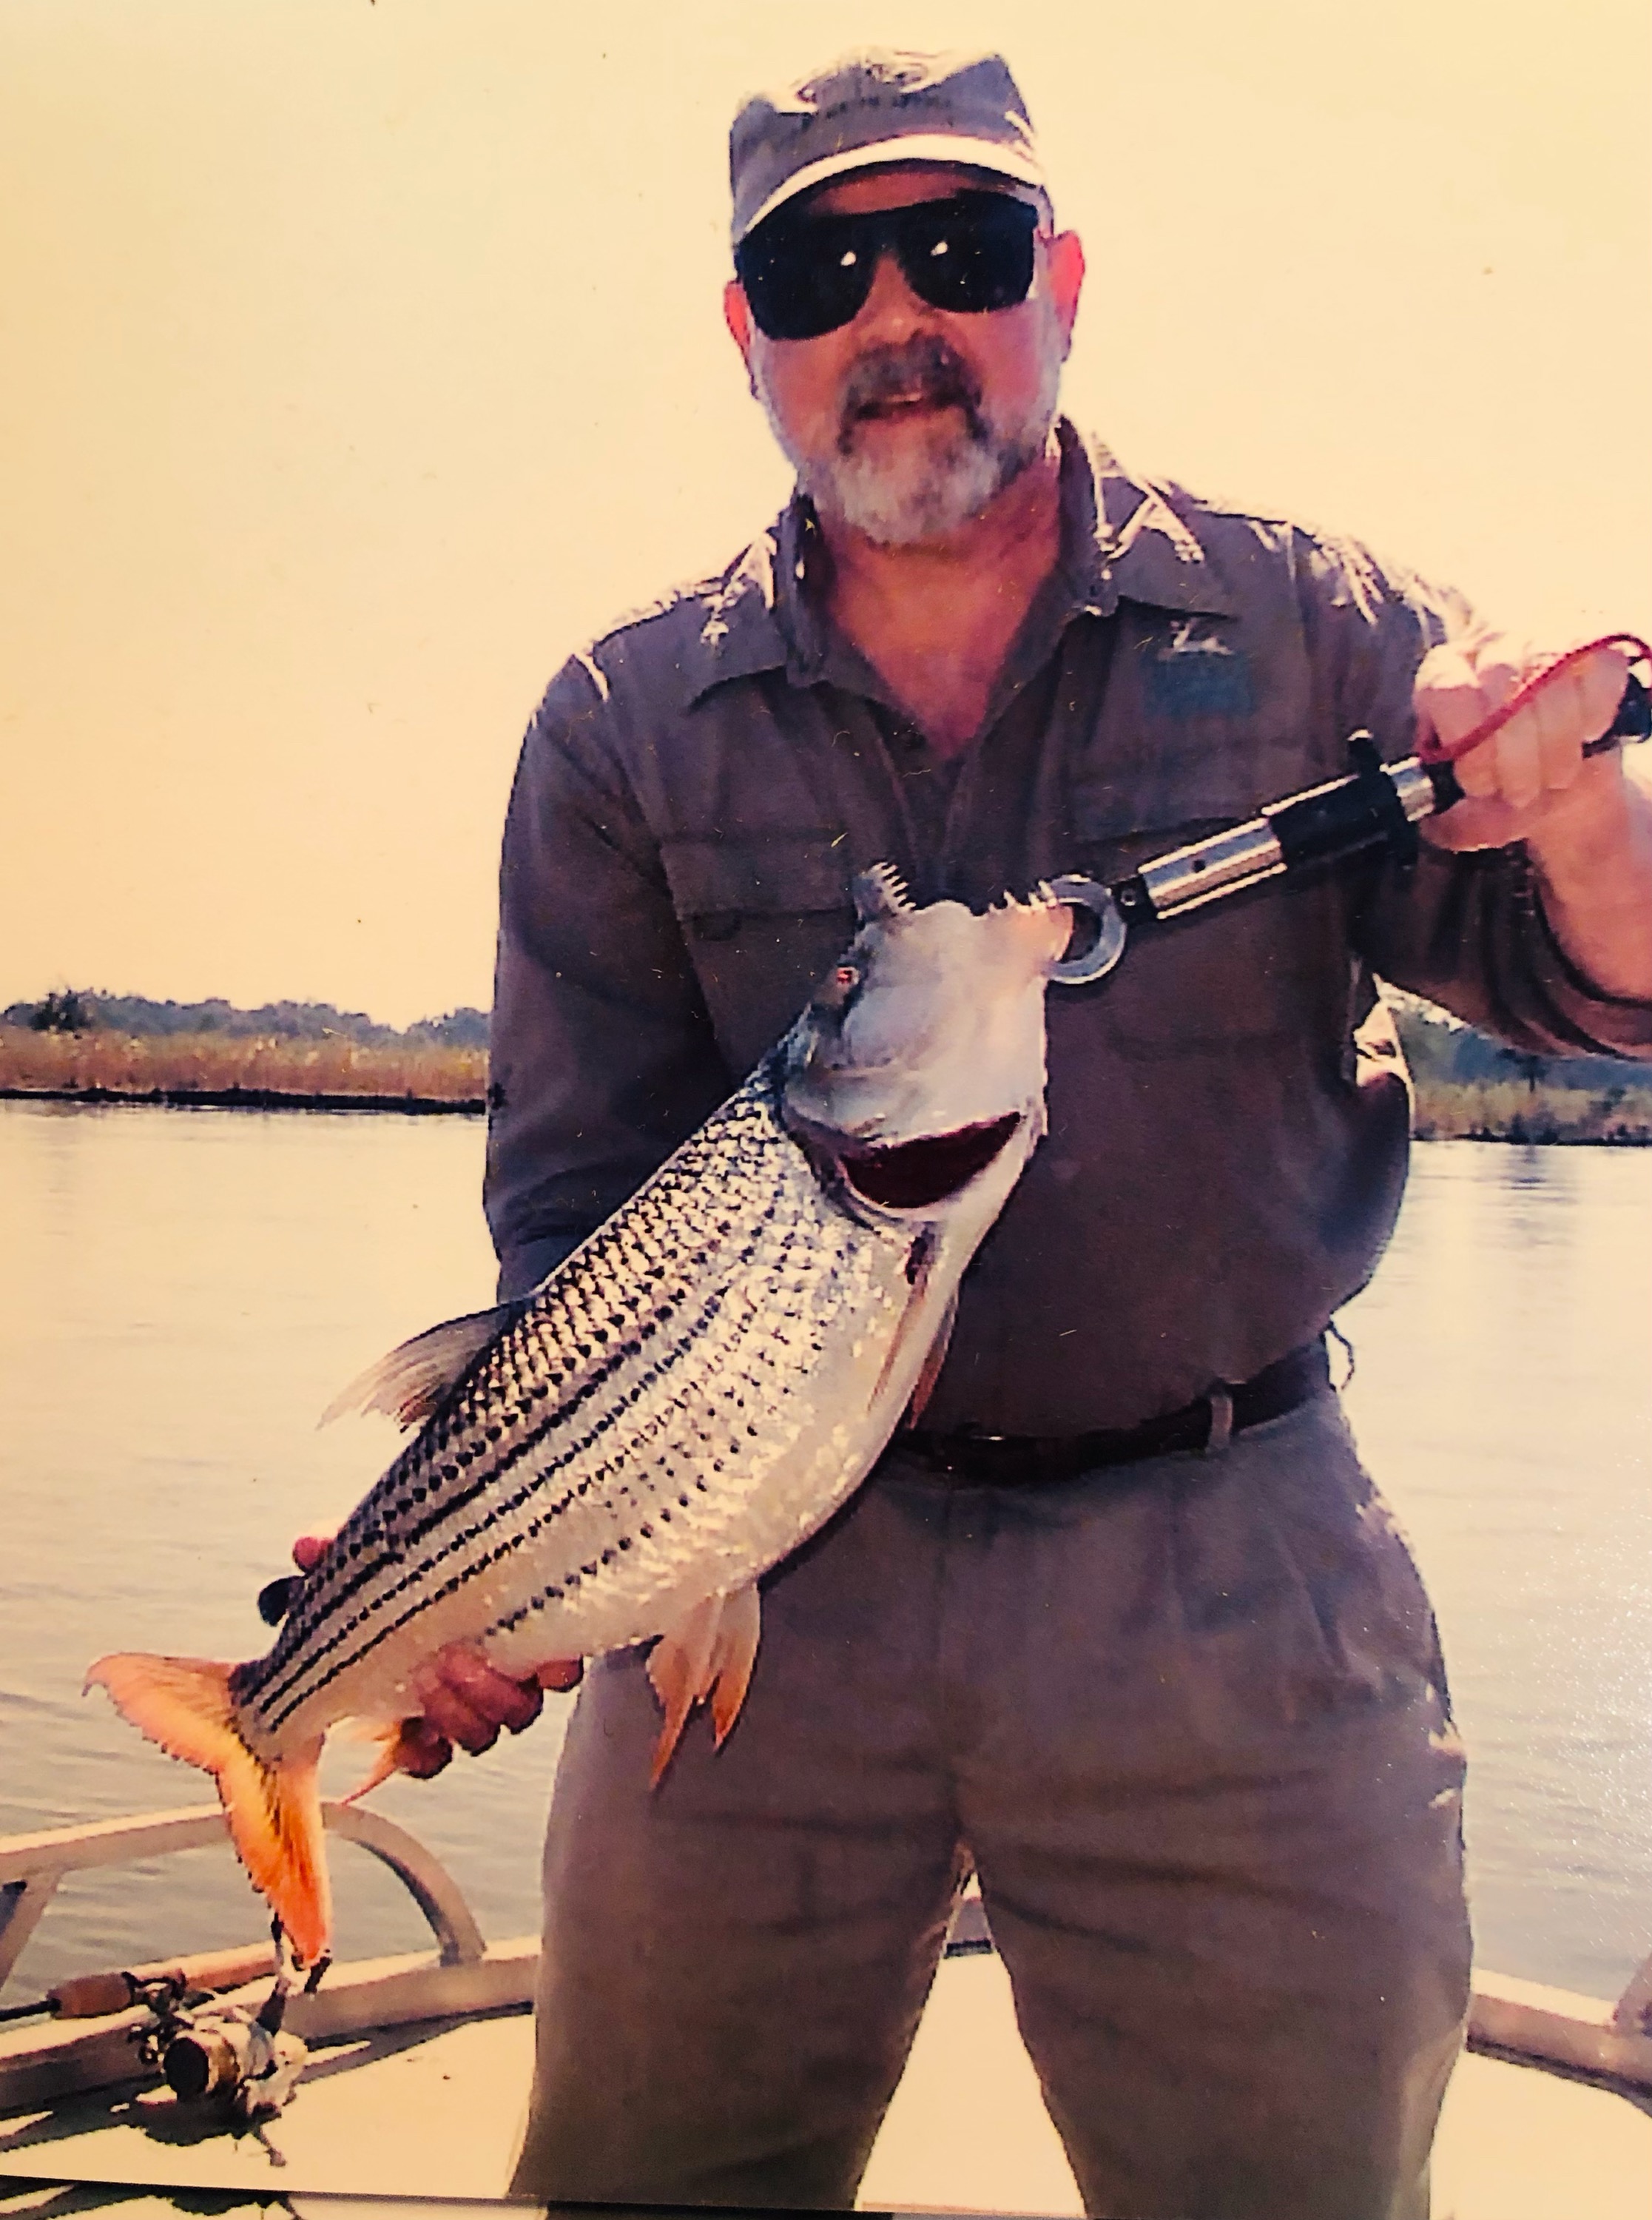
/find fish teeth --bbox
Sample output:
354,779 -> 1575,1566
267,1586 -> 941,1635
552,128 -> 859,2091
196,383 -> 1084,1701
995,881 -> 1060,914
858,861 -> 915,915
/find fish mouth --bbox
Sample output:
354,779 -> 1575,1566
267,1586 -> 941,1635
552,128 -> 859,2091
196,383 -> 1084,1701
829,1111 -> 1023,1211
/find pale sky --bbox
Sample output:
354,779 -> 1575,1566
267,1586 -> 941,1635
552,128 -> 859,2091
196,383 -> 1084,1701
3,0 -> 1648,1026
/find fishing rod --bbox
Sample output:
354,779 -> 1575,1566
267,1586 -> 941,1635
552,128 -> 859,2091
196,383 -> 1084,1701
0,1942 -> 277,2023
1045,637 -> 1652,986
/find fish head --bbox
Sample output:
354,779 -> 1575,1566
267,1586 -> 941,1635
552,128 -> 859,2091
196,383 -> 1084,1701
780,866 -> 1073,1217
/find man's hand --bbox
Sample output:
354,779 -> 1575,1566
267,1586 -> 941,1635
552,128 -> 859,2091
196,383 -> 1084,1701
1416,633 -> 1652,1000
291,1530 -> 584,1781
1416,633 -> 1630,856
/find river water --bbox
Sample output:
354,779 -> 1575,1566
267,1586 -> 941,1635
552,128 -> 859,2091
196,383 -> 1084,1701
1,1102 -> 1648,2007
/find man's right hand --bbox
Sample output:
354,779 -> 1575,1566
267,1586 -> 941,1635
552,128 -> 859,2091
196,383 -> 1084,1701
291,1531 -> 584,1780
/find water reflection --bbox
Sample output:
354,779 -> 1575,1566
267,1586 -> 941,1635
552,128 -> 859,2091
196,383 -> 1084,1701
1,1106 -> 1648,2002
1341,1140 -> 1652,2000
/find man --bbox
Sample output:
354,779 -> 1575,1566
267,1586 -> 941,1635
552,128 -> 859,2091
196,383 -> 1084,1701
368,49 -> 1652,2220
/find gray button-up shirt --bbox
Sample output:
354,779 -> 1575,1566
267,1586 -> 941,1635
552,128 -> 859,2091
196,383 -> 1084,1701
485,425 -> 1652,1434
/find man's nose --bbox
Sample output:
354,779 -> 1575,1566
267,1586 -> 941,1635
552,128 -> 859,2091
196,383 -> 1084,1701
850,244 -> 934,340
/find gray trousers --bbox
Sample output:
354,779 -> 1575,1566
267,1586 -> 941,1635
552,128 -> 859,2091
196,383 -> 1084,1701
509,1390 -> 1471,2218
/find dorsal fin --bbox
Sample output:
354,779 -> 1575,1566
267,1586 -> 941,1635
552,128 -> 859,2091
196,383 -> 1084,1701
319,1299 -> 528,1430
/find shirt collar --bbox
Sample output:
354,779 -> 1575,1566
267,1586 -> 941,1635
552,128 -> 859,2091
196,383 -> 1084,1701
1056,422 -> 1238,621
677,419 -> 1235,709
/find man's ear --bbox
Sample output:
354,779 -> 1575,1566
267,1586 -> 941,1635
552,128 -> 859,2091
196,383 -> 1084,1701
1046,230 -> 1085,357
724,278 -> 758,395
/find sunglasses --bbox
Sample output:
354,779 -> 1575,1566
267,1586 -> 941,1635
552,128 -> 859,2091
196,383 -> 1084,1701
735,190 -> 1042,342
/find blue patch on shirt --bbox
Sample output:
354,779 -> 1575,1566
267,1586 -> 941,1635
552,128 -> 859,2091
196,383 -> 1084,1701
1145,642 -> 1255,721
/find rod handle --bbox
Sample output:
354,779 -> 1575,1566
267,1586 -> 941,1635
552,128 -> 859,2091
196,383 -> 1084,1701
48,1940 -> 277,2019
1429,670 -> 1648,810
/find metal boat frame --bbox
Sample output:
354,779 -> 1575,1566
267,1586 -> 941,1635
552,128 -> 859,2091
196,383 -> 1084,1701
4,1803 -> 1651,2116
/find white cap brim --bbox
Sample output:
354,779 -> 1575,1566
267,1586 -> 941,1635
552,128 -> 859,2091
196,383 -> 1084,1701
738,133 -> 1048,241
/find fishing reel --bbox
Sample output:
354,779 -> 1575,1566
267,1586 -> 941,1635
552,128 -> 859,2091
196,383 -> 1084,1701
130,1969 -> 309,2123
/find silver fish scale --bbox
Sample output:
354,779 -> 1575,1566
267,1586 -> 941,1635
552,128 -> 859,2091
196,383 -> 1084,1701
233,1060 -> 914,1755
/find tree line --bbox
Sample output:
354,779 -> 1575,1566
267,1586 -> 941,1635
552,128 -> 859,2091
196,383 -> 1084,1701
4,989 -> 488,1051
6,984 -> 1648,1109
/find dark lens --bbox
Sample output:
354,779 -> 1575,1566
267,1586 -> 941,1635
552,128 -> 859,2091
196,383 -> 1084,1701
735,192 -> 1039,340
736,213 -> 877,341
897,194 -> 1038,317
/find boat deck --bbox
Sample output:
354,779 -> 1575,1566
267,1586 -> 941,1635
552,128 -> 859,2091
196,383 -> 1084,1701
4,1949 -> 1650,2219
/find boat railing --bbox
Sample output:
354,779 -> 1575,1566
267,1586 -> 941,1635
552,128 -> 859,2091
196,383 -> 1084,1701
0,1802 -> 486,1993
0,1803 -> 536,2113
3,1806 -> 1651,2115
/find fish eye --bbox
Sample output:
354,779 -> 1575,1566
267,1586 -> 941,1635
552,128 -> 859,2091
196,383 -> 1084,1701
815,961 -> 863,1021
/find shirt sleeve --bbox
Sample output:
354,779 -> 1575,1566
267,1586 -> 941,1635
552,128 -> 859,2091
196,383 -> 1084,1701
482,656 -> 733,1300
1295,531 -> 1652,1060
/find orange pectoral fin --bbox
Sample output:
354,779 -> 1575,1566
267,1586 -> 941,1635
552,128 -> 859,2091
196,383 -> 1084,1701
644,1585 -> 763,1786
644,1595 -> 720,1787
707,1583 -> 761,1750
87,1652 -> 331,1968
905,1289 -> 959,1430
871,1231 -> 941,1414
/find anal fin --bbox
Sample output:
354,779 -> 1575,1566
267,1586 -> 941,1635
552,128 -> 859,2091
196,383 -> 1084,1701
336,1718 -> 428,1806
644,1584 -> 762,1787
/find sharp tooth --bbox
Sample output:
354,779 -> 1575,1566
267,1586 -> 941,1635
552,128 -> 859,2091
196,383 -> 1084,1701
854,861 -> 915,922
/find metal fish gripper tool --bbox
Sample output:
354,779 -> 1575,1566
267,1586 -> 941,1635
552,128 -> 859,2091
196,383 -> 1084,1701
1043,642 -> 1651,989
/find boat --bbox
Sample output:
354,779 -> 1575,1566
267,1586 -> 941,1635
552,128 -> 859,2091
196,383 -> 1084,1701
2,1800 -> 1649,2218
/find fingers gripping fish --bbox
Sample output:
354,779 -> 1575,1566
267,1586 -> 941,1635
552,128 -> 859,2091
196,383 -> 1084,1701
87,871 -> 1073,1966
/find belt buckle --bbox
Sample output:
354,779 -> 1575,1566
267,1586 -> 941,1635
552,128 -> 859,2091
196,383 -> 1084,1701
1203,1387 -> 1234,1456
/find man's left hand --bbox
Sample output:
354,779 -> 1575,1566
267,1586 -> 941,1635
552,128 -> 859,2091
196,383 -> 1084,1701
291,1527 -> 583,1780
1415,630 -> 1652,1002
1416,633 -> 1630,857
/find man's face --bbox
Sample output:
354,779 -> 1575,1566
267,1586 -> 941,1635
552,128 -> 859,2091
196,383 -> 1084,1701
726,165 -> 1085,547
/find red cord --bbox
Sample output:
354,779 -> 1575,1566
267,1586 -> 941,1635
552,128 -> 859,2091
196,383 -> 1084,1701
1415,630 -> 1652,766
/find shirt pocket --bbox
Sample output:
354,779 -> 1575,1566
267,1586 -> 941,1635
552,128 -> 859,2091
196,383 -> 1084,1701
1065,759 -> 1335,1056
1068,724 -> 1278,851
658,830 -> 857,1072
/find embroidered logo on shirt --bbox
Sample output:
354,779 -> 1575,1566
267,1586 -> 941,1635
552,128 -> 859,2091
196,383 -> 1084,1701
1143,619 -> 1254,720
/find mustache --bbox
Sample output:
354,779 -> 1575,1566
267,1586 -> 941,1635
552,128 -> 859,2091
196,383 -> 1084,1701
836,337 -> 985,450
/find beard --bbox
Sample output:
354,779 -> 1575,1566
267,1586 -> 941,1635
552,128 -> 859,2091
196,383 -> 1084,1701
755,327 -> 1063,548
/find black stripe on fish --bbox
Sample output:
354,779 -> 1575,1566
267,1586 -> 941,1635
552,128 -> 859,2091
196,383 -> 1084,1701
252,1191 -> 788,1706
368,1128 -> 803,1540
253,1274 -> 837,1735
249,1237 -> 826,1730
247,1294 -> 732,1722
252,1357 -> 778,1730
247,1074 -> 846,1729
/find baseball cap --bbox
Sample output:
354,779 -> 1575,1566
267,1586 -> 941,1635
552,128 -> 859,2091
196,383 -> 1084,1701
729,49 -> 1047,244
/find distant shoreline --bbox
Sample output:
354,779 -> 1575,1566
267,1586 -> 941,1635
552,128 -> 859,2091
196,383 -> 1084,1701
4,1020 -> 1650,1143
0,1023 -> 486,1109
0,1084 -> 482,1115
4,1080 -> 1649,1146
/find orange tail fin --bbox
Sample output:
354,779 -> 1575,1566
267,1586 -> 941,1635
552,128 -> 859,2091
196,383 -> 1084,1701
86,1652 -> 331,1968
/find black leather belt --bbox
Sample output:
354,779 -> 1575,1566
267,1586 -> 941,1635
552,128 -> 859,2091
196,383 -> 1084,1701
900,1339 -> 1331,1485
